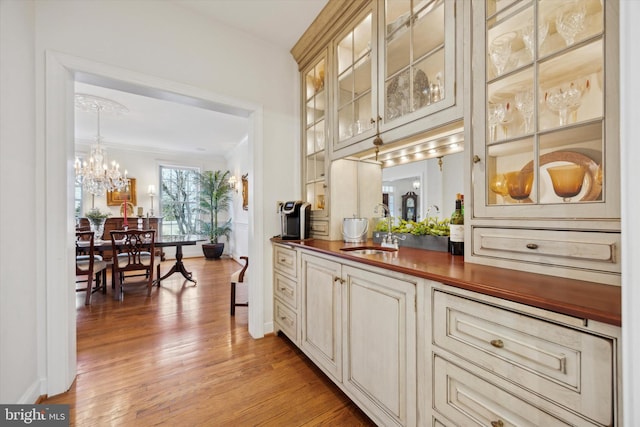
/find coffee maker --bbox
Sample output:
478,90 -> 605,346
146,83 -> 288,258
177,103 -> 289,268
279,201 -> 311,240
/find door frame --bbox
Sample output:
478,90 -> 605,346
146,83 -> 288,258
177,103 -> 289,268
43,50 -> 265,394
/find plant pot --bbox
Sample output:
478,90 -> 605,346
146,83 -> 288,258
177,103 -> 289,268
202,242 -> 224,259
88,218 -> 107,240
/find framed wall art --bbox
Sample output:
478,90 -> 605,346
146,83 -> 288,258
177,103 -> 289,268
107,178 -> 137,206
242,173 -> 249,211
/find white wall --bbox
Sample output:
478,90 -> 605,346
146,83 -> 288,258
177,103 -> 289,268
0,0 -> 40,404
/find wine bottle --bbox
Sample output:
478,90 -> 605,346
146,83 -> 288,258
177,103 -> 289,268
449,198 -> 464,256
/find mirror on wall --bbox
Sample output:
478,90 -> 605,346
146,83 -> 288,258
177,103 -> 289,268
382,151 -> 464,223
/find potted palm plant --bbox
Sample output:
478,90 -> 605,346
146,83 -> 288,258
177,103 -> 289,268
197,170 -> 233,259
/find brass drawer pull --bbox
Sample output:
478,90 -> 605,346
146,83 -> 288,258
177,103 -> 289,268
490,339 -> 504,348
333,276 -> 345,284
279,286 -> 293,296
526,243 -> 538,250
491,420 -> 504,427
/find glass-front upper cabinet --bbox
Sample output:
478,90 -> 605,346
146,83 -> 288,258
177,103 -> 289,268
334,6 -> 377,152
382,0 -> 456,127
473,0 -> 618,220
304,52 -> 328,216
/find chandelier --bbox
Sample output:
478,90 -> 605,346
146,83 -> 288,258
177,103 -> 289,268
74,93 -> 129,196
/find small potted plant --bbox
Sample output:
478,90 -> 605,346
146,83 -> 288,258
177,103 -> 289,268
85,208 -> 111,240
197,170 -> 233,259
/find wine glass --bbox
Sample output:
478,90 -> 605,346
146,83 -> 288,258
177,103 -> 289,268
515,90 -> 534,133
488,103 -> 506,142
489,173 -> 509,202
489,32 -> 516,76
556,1 -> 586,47
505,170 -> 534,202
522,19 -> 549,59
545,81 -> 584,126
547,164 -> 587,202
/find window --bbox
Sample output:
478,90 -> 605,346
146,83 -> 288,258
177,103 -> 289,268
159,166 -> 200,237
75,180 -> 83,217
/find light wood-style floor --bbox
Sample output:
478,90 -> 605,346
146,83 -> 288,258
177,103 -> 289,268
45,257 -> 375,426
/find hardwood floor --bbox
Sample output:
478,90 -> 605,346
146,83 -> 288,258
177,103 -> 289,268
46,257 -> 375,426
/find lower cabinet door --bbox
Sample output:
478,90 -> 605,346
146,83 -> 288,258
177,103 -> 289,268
433,355 -> 598,427
300,254 -> 343,382
342,266 -> 416,427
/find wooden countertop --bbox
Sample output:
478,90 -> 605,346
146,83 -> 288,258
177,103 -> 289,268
272,238 -> 621,326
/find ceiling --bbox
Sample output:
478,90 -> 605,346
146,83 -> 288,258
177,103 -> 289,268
75,0 -> 329,157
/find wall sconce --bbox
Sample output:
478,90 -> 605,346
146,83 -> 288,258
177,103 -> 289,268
412,178 -> 421,190
148,184 -> 156,216
228,175 -> 238,193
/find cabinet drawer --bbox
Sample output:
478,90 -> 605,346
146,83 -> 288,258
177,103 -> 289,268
472,227 -> 621,273
310,220 -> 329,237
274,272 -> 297,309
433,355 -> 585,427
433,290 -> 613,425
274,245 -> 297,278
274,299 -> 297,342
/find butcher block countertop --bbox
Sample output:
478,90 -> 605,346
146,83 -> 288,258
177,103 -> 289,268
272,238 -> 621,327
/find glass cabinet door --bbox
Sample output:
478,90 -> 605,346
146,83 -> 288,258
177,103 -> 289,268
478,0 -> 612,217
381,0 -> 459,131
304,54 -> 328,215
334,7 -> 376,150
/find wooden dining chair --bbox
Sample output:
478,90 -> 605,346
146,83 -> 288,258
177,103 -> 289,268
76,230 -> 108,305
230,256 -> 249,315
110,229 -> 156,300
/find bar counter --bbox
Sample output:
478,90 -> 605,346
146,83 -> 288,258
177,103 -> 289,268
273,238 -> 621,326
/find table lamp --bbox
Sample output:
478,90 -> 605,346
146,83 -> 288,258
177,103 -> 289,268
148,184 -> 156,216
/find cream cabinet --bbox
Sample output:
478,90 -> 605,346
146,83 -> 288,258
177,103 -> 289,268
468,0 -> 620,285
296,0 -> 465,240
300,251 -> 417,427
331,0 -> 465,158
427,283 -> 621,426
273,244 -> 300,343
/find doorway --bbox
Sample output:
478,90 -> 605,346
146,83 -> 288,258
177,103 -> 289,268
45,51 -> 266,395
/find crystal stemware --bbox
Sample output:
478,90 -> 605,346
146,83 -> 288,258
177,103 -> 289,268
515,90 -> 535,133
547,164 -> 587,202
505,170 -> 534,202
487,103 -> 506,142
522,19 -> 549,59
489,173 -> 510,199
556,2 -> 586,46
545,81 -> 584,126
489,32 -> 516,76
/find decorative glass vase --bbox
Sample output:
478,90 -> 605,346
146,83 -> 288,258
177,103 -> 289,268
88,218 -> 107,241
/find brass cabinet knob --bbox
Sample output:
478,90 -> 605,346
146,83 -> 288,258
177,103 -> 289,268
526,243 -> 539,250
490,339 -> 504,348
473,155 -> 482,163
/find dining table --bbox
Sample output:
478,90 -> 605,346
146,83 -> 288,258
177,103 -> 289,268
78,234 -> 206,292
153,234 -> 206,284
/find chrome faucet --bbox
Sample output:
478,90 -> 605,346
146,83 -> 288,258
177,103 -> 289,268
374,203 -> 397,249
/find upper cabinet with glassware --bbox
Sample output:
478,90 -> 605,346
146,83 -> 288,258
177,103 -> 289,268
469,0 -> 620,285
303,51 -> 328,219
332,0 -> 464,158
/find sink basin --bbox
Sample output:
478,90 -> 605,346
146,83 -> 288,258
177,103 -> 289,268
340,246 -> 397,255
